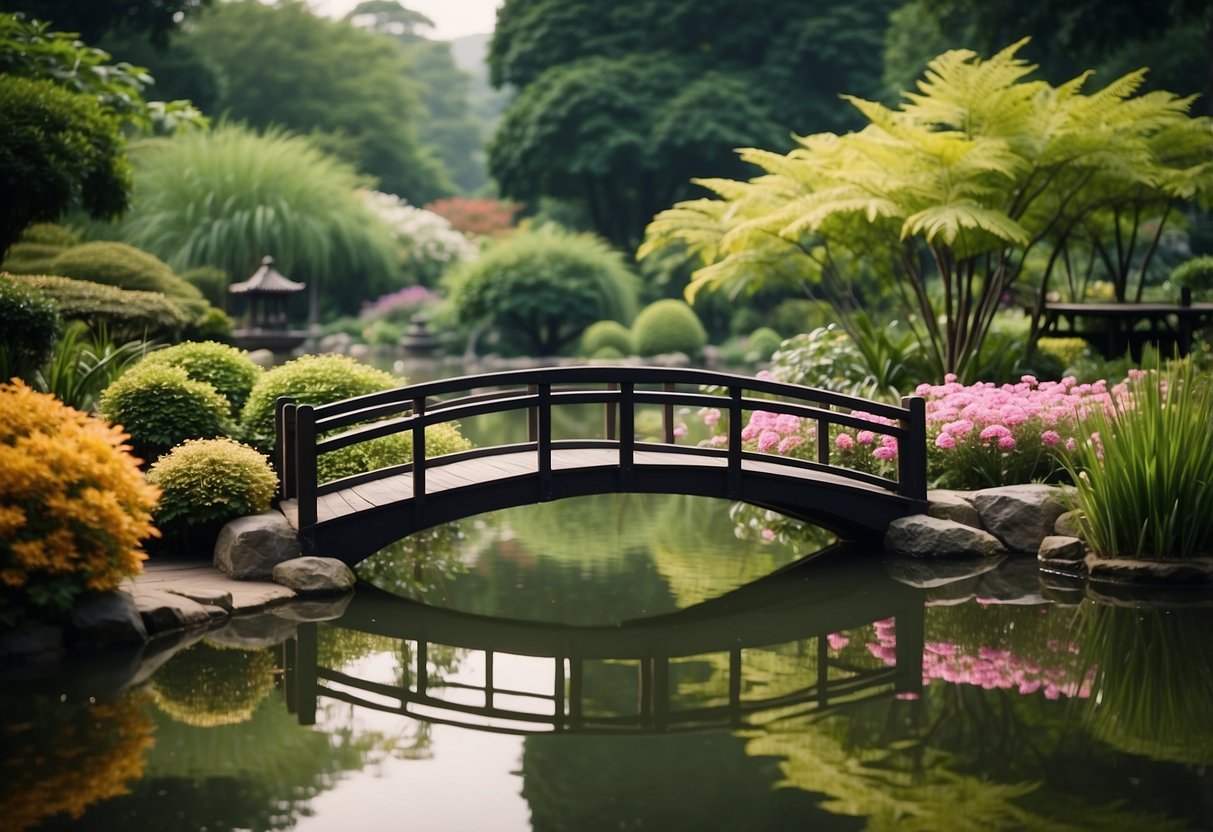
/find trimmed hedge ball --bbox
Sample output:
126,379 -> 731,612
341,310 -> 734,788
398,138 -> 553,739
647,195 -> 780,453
146,438 -> 278,535
99,364 -> 235,463
632,299 -> 708,357
581,320 -> 635,357
137,340 -> 262,415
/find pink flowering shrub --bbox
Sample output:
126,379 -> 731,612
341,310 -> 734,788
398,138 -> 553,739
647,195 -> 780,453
917,373 -> 1130,489
360,285 -> 442,322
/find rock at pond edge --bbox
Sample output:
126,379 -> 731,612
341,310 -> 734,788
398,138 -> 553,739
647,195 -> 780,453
884,514 -> 1007,559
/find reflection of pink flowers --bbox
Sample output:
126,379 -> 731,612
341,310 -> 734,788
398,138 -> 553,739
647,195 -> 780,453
827,632 -> 850,650
867,618 -> 1092,699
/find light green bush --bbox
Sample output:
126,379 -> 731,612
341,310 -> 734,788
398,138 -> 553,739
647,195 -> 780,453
632,299 -> 707,357
746,327 -> 783,361
240,354 -> 401,448
1171,256 -> 1213,297
0,276 -> 60,381
1,242 -> 67,275
581,320 -> 635,356
49,241 -> 204,305
146,438 -> 278,536
99,364 -> 235,462
136,341 -> 262,415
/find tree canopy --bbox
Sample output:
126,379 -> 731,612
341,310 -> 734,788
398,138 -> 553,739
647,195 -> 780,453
0,0 -> 211,46
487,0 -> 897,251
643,42 -> 1213,379
179,0 -> 452,204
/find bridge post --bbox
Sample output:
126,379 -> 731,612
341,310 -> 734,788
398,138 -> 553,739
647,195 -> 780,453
526,384 -> 538,442
662,382 -> 675,444
727,386 -> 743,498
275,397 -> 296,499
619,383 -> 634,487
295,405 -> 317,533
413,396 -> 427,518
537,383 -> 552,500
815,402 -> 830,465
605,383 -> 618,440
897,395 -> 928,500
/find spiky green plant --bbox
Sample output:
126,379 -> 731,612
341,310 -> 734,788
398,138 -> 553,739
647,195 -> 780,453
34,324 -> 155,414
1063,353 -> 1213,559
117,123 -> 400,315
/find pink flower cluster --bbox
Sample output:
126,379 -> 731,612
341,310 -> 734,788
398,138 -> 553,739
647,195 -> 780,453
360,285 -> 441,320
696,405 -> 899,471
918,373 -> 1122,456
867,618 -> 1091,700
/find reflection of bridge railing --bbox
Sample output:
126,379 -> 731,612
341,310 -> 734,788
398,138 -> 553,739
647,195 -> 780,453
284,555 -> 925,735
276,366 -> 928,563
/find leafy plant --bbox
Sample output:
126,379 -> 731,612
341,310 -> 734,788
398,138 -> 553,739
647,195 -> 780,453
33,324 -> 154,414
146,438 -> 277,543
1170,255 -> 1213,297
135,340 -> 263,415
1062,353 -> 1213,559
632,299 -> 707,357
0,381 -> 159,625
99,364 -> 235,463
0,276 -> 60,382
48,241 -> 208,317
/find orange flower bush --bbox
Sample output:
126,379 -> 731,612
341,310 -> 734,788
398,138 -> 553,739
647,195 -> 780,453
0,380 -> 158,622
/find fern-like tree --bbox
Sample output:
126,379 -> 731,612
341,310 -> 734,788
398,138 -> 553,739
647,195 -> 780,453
642,41 -> 1213,380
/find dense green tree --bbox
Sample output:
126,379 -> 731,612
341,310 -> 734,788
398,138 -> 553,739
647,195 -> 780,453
0,0 -> 211,46
181,0 -> 451,203
643,43 -> 1213,379
487,0 -> 897,251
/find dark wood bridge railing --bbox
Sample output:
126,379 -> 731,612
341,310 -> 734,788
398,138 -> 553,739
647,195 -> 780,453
275,366 -> 927,535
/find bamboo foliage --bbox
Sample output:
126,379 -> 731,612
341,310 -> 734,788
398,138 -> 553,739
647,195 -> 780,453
642,40 -> 1213,380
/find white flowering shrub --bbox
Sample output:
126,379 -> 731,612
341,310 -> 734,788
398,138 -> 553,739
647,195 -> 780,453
360,190 -> 478,285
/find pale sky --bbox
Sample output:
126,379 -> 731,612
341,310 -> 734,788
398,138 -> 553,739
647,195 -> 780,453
308,0 -> 501,40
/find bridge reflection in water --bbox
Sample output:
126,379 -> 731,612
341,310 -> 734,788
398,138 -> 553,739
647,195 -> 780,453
283,552 -> 924,734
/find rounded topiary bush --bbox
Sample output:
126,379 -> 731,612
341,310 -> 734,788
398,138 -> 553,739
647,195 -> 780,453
632,299 -> 708,357
0,381 -> 159,623
446,226 -> 638,356
99,364 -> 235,463
746,326 -> 784,361
135,341 -> 262,416
316,421 -> 472,484
146,438 -> 277,543
0,276 -> 60,381
240,353 -> 402,448
48,241 -> 209,319
581,320 -> 635,357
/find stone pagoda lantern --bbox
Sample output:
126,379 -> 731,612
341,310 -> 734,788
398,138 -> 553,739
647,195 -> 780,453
228,256 -> 309,352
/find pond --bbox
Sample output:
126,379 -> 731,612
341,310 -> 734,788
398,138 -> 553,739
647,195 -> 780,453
3,492 -> 1212,831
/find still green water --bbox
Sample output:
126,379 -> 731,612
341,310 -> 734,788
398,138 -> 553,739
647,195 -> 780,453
4,494 -> 1213,831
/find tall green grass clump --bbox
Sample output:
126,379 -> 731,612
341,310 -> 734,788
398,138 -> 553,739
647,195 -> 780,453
1064,354 -> 1213,559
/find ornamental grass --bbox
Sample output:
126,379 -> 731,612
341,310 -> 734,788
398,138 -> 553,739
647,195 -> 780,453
1063,355 -> 1213,560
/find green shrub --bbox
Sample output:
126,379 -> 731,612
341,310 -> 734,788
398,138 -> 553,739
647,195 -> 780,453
178,265 -> 230,308
746,327 -> 783,361
446,226 -> 638,356
581,320 -> 635,356
1,242 -> 68,275
184,305 -> 234,341
632,299 -> 707,357
6,274 -> 190,339
18,223 -> 79,247
362,318 -> 403,347
1064,353 -> 1213,559
591,345 -> 626,361
146,438 -> 278,539
136,341 -> 262,415
240,353 -> 402,448
50,241 -> 197,297
317,422 -> 471,484
0,381 -> 158,625
1171,256 -> 1213,297
771,299 -> 835,337
99,364 -> 236,462
0,276 -> 60,381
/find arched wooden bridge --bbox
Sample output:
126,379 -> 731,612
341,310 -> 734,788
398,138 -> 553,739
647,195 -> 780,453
276,366 -> 927,564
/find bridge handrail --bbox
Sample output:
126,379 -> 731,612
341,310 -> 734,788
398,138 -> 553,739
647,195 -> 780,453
276,365 -> 927,533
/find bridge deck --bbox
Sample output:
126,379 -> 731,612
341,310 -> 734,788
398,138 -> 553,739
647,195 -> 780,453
279,445 -> 911,560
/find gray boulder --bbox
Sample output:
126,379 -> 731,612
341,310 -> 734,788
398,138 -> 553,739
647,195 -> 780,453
927,489 -> 983,529
68,592 -> 148,646
272,557 -> 356,594
1037,535 -> 1086,563
1054,509 -> 1086,539
970,484 -> 1070,553
130,589 -> 218,635
214,511 -> 301,580
884,514 -> 1007,558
